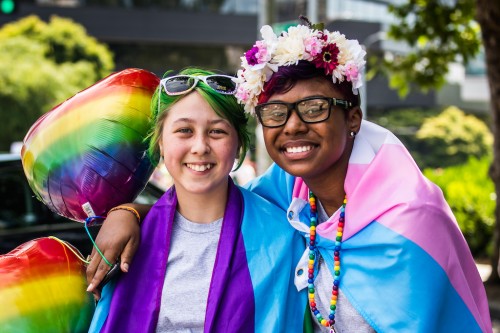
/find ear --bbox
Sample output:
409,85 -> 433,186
159,140 -> 164,158
347,106 -> 362,134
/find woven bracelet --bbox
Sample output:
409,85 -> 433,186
108,206 -> 141,225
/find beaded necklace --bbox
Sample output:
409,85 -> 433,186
308,191 -> 346,333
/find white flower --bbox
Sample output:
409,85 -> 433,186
274,34 -> 306,65
260,25 -> 278,44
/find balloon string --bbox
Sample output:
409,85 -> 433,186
48,236 -> 89,265
85,217 -> 113,267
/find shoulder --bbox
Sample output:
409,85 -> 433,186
238,186 -> 294,231
243,163 -> 295,211
239,186 -> 286,215
237,185 -> 303,250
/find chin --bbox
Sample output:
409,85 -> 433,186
275,162 -> 313,178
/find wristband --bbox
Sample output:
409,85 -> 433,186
108,206 -> 141,225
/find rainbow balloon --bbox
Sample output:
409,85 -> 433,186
21,68 -> 160,222
0,237 -> 94,333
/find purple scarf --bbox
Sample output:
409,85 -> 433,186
101,180 -> 255,332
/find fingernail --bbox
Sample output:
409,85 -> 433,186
122,263 -> 129,272
87,283 -> 93,292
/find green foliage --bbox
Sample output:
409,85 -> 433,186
0,15 -> 114,79
368,106 -> 442,168
416,106 -> 492,168
424,156 -> 495,257
0,15 -> 114,151
378,0 -> 481,97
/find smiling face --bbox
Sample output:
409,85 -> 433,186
261,77 -> 362,185
159,92 -> 239,198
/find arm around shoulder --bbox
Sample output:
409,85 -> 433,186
85,203 -> 152,298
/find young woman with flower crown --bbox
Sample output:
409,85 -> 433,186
87,20 -> 492,332
87,67 -> 309,333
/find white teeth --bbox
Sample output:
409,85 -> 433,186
186,163 -> 212,172
285,146 -> 312,153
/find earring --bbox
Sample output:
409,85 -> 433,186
349,131 -> 356,138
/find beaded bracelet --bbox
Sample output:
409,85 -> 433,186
108,206 -> 141,225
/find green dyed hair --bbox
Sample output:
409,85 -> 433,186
146,67 -> 250,170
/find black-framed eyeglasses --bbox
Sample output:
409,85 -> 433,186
159,75 -> 237,96
255,97 -> 353,128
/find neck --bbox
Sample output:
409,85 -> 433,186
175,182 -> 229,224
307,178 -> 345,217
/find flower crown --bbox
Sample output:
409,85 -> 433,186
235,18 -> 366,115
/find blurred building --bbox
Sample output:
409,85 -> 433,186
1,0 -> 489,172
1,0 -> 488,114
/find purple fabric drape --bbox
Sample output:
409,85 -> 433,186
101,180 -> 255,332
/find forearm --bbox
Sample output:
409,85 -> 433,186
86,202 -> 153,298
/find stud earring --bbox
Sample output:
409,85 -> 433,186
349,131 -> 356,138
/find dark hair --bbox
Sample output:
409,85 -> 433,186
147,68 -> 250,170
257,60 -> 360,108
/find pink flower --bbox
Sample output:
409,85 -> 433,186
245,42 -> 270,65
312,43 -> 340,75
304,36 -> 323,57
255,41 -> 269,63
345,63 -> 359,82
236,86 -> 249,102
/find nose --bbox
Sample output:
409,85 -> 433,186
283,109 -> 307,135
191,134 -> 211,154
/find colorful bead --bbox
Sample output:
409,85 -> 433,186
308,190 -> 346,331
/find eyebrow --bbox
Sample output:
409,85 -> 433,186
266,95 -> 329,103
172,118 -> 231,126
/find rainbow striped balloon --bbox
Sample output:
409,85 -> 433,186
0,237 -> 94,333
21,68 -> 160,222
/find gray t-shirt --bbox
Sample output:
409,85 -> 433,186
311,202 -> 376,333
155,212 -> 223,333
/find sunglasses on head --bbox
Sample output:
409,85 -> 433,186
159,74 -> 237,97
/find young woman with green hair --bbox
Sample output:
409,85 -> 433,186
87,68 -> 309,332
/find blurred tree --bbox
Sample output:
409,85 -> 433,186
381,0 -> 500,282
416,106 -> 492,168
379,0 -> 481,97
0,15 -> 114,151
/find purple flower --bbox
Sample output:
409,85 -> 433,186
245,46 -> 260,66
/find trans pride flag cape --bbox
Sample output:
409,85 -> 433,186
246,120 -> 492,332
89,180 -> 309,332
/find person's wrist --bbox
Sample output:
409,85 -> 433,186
107,206 -> 141,225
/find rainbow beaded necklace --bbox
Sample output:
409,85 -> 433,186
308,191 -> 346,333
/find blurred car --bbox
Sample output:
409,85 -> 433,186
0,153 -> 163,256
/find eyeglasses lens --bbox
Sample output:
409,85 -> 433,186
298,99 -> 330,122
258,104 -> 288,127
164,76 -> 196,95
206,76 -> 236,94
